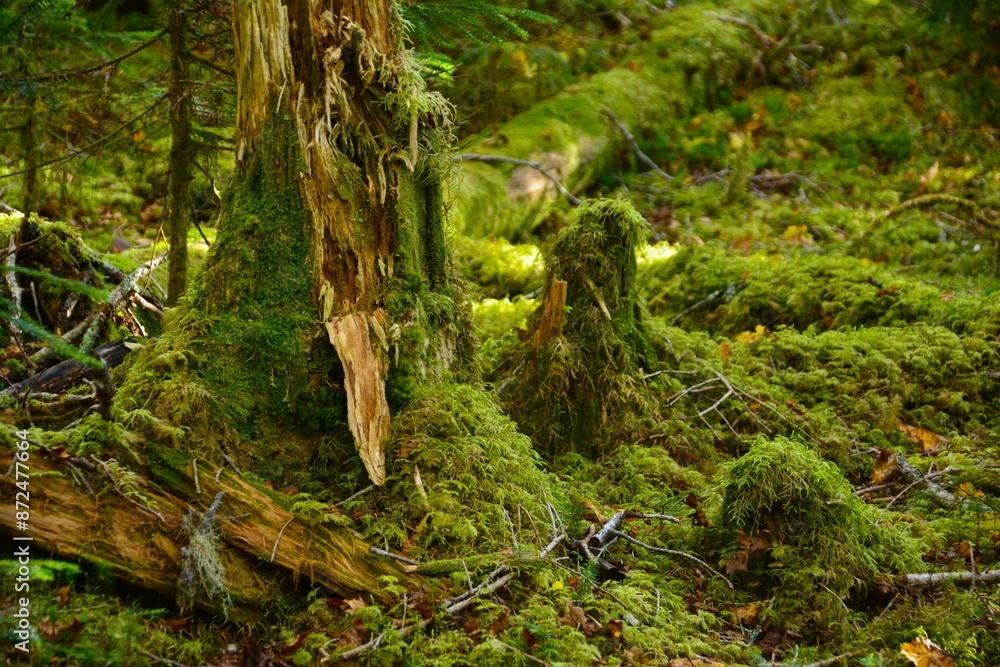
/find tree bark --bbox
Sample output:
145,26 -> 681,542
211,0 -> 466,482
166,0 -> 194,306
0,445 -> 416,618
0,0 -> 466,610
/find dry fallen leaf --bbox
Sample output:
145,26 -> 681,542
344,597 -> 367,612
901,637 -> 955,667
38,617 -> 85,643
871,449 -> 900,485
55,585 -> 71,608
897,423 -> 949,455
734,602 -> 762,625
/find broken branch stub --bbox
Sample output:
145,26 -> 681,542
327,311 -> 390,486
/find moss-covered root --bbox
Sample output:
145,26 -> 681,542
493,199 -> 663,456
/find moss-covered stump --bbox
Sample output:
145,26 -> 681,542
492,199 -> 665,456
356,383 -> 559,560
719,436 -> 921,635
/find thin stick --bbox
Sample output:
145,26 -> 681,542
453,153 -> 581,206
602,107 -> 673,181
612,530 -> 733,589
369,547 -> 419,566
270,517 -> 294,563
192,459 -> 200,495
333,484 -> 375,508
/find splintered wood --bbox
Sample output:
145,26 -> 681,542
327,311 -> 390,486
534,279 -> 568,347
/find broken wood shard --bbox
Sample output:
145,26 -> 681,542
327,311 -> 390,486
533,279 -> 567,347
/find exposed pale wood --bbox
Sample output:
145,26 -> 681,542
899,568 -> 1000,587
0,446 -> 415,617
533,280 -> 567,347
327,311 -> 390,485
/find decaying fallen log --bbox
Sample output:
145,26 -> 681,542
451,61 -> 680,241
2,337 -> 137,398
0,445 -> 417,620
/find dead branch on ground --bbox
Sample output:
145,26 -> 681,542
453,153 -> 581,206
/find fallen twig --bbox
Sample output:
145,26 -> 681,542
602,107 -> 673,181
453,153 -> 581,206
370,547 -> 419,567
333,484 -> 374,508
612,530 -> 734,589
893,452 -> 956,508
444,533 -> 566,615
270,517 -> 294,562
900,568 -> 1000,587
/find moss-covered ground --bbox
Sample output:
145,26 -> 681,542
2,0 -> 1000,664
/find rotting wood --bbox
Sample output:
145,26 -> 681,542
327,311 -> 390,486
4,232 -> 25,350
0,446 -> 417,616
533,279 -> 567,347
2,337 -> 137,398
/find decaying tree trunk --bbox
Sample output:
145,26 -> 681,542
1,0 -> 466,607
0,446 -> 415,619
217,0 -> 466,483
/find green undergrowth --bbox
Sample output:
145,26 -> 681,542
0,559 -> 222,666
355,383 -> 559,559
719,437 -> 922,636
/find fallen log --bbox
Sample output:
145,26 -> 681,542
0,444 -> 417,621
899,568 -> 1000,587
450,62 -> 681,241
2,337 -> 137,398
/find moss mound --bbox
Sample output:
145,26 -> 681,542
358,383 -> 559,559
720,437 -> 921,631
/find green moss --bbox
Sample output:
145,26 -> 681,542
644,246 -> 1000,339
719,436 -> 922,635
114,118 -> 336,478
357,382 -> 559,559
452,235 -> 543,299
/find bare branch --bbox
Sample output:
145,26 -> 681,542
453,153 -> 581,206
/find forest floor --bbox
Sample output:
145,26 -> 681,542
2,0 -> 1000,665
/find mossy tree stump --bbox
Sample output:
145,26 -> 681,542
494,199 -> 660,456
